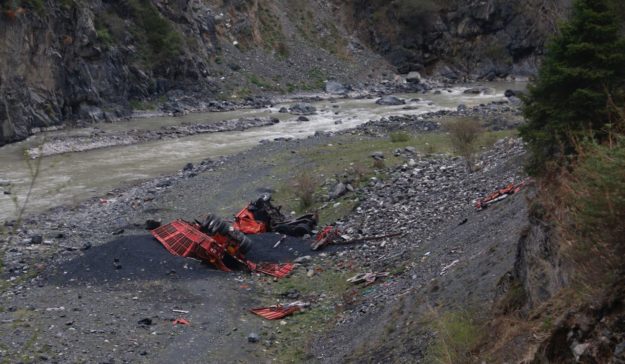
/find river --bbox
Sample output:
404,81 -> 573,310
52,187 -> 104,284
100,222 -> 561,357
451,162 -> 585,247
0,82 -> 526,222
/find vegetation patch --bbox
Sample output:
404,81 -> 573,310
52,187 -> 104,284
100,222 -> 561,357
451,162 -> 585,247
122,0 -> 182,67
424,310 -> 483,364
261,268 -> 354,362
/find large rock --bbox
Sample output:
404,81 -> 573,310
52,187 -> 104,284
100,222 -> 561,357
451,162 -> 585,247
325,81 -> 348,95
405,72 -> 422,84
463,87 -> 494,95
375,96 -> 406,106
289,103 -> 317,115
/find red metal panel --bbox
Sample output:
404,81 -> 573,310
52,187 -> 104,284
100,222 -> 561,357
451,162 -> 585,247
250,306 -> 300,320
254,263 -> 295,278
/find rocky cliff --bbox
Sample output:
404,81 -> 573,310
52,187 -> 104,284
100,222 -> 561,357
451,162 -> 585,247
0,0 -> 569,146
340,0 -> 571,79
0,0 -> 388,146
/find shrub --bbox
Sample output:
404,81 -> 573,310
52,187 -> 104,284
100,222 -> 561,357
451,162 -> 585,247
444,118 -> 482,171
389,131 -> 411,143
372,158 -> 385,170
519,0 -> 625,174
126,0 -> 182,66
552,132 -> 625,290
293,172 -> 317,210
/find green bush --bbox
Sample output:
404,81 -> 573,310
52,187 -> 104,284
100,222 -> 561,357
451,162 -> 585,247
519,0 -> 625,174
292,172 -> 317,210
444,117 -> 483,171
556,133 -> 625,288
127,0 -> 182,66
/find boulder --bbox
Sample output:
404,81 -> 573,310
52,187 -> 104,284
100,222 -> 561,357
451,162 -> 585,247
504,89 -> 516,98
325,81 -> 348,95
289,103 -> 317,115
297,116 -> 310,122
330,182 -> 347,199
375,96 -> 406,106
371,151 -> 385,160
463,87 -> 494,95
405,72 -> 422,83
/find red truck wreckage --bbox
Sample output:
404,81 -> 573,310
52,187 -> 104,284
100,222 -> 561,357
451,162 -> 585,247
151,195 -> 314,279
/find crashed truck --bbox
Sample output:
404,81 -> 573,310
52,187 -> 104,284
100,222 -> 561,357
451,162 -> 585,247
151,194 -> 316,278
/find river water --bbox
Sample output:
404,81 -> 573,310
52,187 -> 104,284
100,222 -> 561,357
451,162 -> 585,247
0,82 -> 525,222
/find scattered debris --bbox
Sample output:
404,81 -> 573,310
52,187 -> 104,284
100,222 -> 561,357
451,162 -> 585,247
250,301 -> 310,320
347,272 -> 390,285
137,318 -> 153,326
312,227 -> 403,251
172,318 -> 190,326
273,235 -> 287,248
172,309 -> 189,314
440,259 -> 460,276
475,180 -> 529,210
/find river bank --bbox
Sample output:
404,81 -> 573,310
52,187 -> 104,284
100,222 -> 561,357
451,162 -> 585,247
0,82 -> 526,223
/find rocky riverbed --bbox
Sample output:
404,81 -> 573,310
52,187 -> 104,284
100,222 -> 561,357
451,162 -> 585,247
27,117 -> 280,158
0,99 -> 527,362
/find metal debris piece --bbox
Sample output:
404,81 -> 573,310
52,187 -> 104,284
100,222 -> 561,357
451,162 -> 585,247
347,272 -> 390,285
251,262 -> 295,278
475,179 -> 529,210
312,226 -> 403,251
250,301 -> 310,320
172,318 -> 190,325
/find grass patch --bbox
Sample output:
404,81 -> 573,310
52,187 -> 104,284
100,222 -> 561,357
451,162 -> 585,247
424,310 -> 483,364
262,268 -> 354,362
270,130 -> 514,225
247,73 -> 275,90
390,131 -> 411,143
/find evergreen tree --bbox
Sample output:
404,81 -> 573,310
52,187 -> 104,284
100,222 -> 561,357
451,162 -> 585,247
519,0 -> 625,174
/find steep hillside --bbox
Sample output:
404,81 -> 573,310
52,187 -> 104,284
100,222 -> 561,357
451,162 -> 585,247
0,0 -> 389,146
0,0 -> 572,147
339,0 -> 571,79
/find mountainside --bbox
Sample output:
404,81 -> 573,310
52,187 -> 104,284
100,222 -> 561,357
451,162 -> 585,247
339,0 -> 570,78
0,0 -> 569,146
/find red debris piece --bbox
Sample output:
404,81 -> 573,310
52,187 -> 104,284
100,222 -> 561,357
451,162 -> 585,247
151,219 -> 232,272
233,208 -> 267,234
475,180 -> 529,210
311,226 -> 341,250
251,262 -> 295,278
172,318 -> 190,325
250,306 -> 301,320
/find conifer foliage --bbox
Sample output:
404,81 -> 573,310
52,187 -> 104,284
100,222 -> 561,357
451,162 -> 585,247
520,0 -> 625,174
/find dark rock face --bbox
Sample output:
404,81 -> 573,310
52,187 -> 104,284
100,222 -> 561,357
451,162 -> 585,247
341,0 -> 569,80
0,2 -> 219,146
